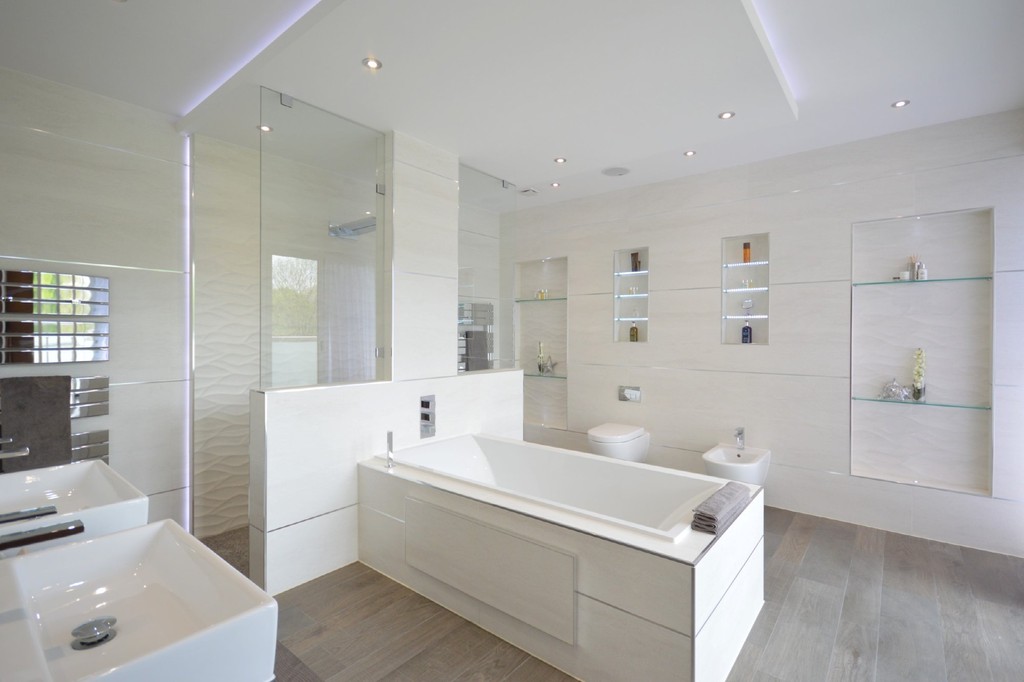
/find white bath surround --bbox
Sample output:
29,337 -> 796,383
359,434 -> 763,682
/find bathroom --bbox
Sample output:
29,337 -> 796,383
2,1 -> 1024,680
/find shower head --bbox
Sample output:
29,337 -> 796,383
328,217 -> 376,239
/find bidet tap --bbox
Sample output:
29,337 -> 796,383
735,426 -> 745,450
386,431 -> 394,471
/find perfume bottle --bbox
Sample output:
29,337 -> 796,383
741,322 -> 753,344
629,322 -> 639,342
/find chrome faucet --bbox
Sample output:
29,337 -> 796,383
0,519 -> 84,552
0,436 -> 30,460
735,426 -> 745,450
386,430 -> 394,471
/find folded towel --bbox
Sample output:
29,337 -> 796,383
0,376 -> 72,473
692,481 -> 751,535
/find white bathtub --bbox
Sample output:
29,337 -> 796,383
389,433 -> 728,550
358,433 -> 765,681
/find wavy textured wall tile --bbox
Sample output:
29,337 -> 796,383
192,136 -> 260,538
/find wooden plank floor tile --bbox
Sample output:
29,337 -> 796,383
758,576 -> 845,681
875,585 -> 946,682
273,509 -> 1024,682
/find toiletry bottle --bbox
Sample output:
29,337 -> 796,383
742,242 -> 751,263
629,322 -> 639,342
741,322 -> 753,344
917,262 -> 928,280
537,342 -> 545,372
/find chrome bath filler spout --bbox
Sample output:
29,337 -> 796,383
735,426 -> 745,450
386,431 -> 394,471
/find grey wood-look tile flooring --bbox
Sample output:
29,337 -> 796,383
207,508 -> 1024,681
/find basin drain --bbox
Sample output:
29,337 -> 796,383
71,616 -> 117,650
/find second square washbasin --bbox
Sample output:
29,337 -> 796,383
0,460 -> 148,557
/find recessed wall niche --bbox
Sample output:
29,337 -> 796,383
514,257 -> 567,429
613,247 -> 649,342
721,234 -> 769,345
850,208 -> 993,495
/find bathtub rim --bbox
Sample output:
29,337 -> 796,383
362,433 -> 761,565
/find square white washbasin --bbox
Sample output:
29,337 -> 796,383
0,460 -> 148,557
0,519 -> 278,682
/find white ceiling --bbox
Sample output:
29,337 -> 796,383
2,0 -> 1022,206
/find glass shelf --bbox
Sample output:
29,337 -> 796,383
515,297 -> 567,303
722,314 -> 769,320
851,396 -> 991,411
723,287 -> 769,293
615,318 -> 649,323
614,293 -> 648,299
852,276 -> 992,287
722,260 -> 769,269
524,373 -> 567,380
614,270 -> 649,277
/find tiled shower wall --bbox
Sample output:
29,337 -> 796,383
504,109 -> 1024,557
191,135 -> 260,538
0,67 -> 190,524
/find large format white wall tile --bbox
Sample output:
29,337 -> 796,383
0,257 -> 189,384
253,370 -> 523,591
0,70 -> 191,533
265,506 -> 359,596
507,108 -> 1024,556
256,370 -> 523,532
392,271 -> 458,380
766,464 -> 915,536
391,131 -> 458,180
0,67 -> 182,163
994,270 -> 1024,387
392,161 -> 459,277
108,380 -> 190,496
147,487 -> 189,527
992,385 -> 1024,501
0,125 -> 186,271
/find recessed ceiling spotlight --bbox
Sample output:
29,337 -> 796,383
684,150 -> 696,157
258,125 -> 272,133
718,111 -> 735,120
551,182 -> 560,188
601,167 -> 630,177
891,99 -> 910,109
365,211 -> 372,215
362,57 -> 383,70
554,157 -> 566,164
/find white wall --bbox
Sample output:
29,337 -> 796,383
191,135 -> 260,538
251,133 -> 525,594
250,369 -> 523,595
0,67 -> 190,525
388,132 -> 460,380
504,109 -> 1024,557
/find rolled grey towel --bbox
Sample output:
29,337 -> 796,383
692,481 -> 751,534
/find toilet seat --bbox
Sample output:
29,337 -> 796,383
587,423 -> 645,443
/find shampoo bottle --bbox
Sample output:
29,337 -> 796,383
741,322 -> 753,344
629,322 -> 639,342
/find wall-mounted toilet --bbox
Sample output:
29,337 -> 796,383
587,423 -> 650,462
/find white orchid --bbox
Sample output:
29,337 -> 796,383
912,348 -> 926,389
